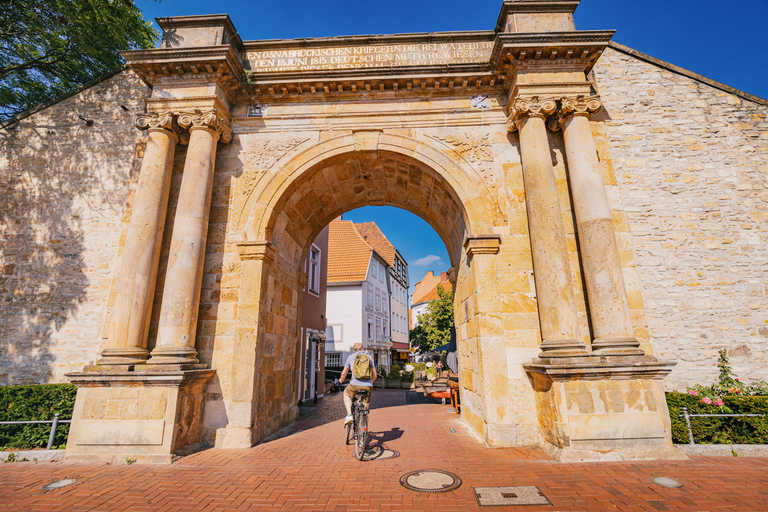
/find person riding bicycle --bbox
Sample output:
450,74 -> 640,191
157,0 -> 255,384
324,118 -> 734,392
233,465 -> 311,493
338,342 -> 377,426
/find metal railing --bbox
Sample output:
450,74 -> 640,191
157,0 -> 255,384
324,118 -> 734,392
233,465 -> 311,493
680,406 -> 765,445
0,413 -> 71,450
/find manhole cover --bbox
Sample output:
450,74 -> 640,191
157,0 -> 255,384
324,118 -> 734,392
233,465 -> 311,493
651,477 -> 683,488
474,486 -> 552,506
354,447 -> 400,461
399,470 -> 462,493
42,479 -> 76,490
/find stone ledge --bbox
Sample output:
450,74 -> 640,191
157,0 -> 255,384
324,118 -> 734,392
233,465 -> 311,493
0,449 -> 65,462
66,369 -> 216,388
525,356 -> 676,381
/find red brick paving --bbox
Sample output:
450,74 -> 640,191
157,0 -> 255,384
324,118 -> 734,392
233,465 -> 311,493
1,389 -> 767,511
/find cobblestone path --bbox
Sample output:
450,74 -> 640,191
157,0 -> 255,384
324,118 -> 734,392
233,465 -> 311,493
0,389 -> 766,511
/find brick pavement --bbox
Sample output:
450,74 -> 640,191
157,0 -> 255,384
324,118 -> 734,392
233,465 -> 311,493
1,389 -> 767,511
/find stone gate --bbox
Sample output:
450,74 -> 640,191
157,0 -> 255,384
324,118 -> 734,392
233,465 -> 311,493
50,0 -> 735,463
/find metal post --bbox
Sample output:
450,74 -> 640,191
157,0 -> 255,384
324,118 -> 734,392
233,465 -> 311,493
681,407 -> 695,445
46,413 -> 60,450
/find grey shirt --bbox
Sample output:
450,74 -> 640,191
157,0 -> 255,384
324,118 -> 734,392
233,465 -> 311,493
344,352 -> 375,387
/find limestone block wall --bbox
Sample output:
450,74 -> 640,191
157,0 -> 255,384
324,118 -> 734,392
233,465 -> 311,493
0,71 -> 149,384
594,47 -> 768,389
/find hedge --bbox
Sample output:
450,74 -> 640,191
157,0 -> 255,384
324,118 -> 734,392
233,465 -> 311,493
666,392 -> 768,444
0,384 -> 77,450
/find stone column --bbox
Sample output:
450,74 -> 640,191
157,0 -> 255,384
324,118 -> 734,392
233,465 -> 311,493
98,112 -> 180,366
559,97 -> 643,356
508,98 -> 587,358
148,108 -> 232,366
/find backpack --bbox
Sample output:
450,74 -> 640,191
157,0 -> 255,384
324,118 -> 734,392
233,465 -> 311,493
352,353 -> 372,379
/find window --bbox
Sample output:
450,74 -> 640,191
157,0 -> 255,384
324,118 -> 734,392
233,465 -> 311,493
371,260 -> 377,279
367,283 -> 374,308
383,320 -> 388,339
376,318 -> 382,342
325,353 -> 341,367
375,289 -> 381,311
379,263 -> 385,282
309,247 -> 320,294
367,315 -> 373,340
382,294 -> 388,314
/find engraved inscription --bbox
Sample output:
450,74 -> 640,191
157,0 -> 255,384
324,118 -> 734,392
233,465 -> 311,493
245,41 -> 494,73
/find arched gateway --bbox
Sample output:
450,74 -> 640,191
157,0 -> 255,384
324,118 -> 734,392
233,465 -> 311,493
65,1 -> 681,463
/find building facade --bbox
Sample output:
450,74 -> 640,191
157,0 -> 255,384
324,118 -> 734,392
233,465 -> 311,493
411,270 -> 453,329
355,223 -> 410,363
297,226 -> 328,403
0,1 -> 766,463
325,220 -> 392,370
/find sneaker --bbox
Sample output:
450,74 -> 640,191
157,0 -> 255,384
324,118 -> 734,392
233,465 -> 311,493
344,414 -> 353,426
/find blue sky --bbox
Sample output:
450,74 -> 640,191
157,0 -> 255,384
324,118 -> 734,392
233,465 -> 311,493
136,0 -> 768,293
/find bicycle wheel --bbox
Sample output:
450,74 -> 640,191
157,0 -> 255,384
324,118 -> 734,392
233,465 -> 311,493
345,419 -> 352,445
354,411 -> 368,460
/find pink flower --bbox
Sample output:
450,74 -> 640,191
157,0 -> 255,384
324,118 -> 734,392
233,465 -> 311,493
689,390 -> 698,396
728,388 -> 736,394
702,397 -> 713,405
736,389 -> 742,394
714,399 -> 724,406
735,378 -> 740,382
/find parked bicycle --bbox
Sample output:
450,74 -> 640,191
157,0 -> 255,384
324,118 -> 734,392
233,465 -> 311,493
345,389 -> 370,460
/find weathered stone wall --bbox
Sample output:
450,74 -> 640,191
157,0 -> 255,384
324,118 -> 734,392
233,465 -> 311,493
594,47 -> 768,390
0,71 -> 149,384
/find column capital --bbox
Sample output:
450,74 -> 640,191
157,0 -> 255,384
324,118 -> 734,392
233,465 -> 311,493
177,107 -> 233,144
561,95 -> 602,120
134,111 -> 183,142
236,241 -> 277,263
506,96 -> 558,132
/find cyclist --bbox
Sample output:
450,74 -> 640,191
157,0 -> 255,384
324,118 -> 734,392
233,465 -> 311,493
338,342 -> 377,426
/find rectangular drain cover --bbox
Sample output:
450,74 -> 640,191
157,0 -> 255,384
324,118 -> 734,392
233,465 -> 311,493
474,486 -> 551,507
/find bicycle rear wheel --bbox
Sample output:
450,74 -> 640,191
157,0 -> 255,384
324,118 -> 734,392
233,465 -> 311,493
354,411 -> 368,460
345,420 -> 352,445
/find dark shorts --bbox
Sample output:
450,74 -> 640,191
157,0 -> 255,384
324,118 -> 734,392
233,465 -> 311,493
344,385 -> 372,404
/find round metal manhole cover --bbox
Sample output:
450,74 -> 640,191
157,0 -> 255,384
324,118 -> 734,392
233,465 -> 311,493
351,447 -> 400,461
42,479 -> 76,490
651,477 -> 683,488
399,470 -> 462,493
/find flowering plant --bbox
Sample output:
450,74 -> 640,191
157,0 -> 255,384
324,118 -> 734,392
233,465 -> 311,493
685,350 -> 768,404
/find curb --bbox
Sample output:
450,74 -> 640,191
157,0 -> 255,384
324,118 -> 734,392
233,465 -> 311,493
675,444 -> 768,457
0,450 -> 65,462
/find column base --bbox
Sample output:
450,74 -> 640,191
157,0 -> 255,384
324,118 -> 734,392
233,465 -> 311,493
96,346 -> 149,366
539,338 -> 589,358
524,356 -> 679,461
64,369 -> 215,464
146,346 -> 199,365
591,336 -> 644,356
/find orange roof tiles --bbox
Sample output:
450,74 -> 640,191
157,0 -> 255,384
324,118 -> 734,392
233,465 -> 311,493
412,271 -> 452,304
355,222 -> 397,266
327,220 -> 373,283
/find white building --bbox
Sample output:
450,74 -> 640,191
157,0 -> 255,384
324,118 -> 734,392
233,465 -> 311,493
324,220 -> 394,370
410,270 -> 452,329
355,223 -> 410,364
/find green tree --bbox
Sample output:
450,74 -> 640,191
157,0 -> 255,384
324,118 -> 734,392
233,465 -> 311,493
0,0 -> 158,122
409,284 -> 454,353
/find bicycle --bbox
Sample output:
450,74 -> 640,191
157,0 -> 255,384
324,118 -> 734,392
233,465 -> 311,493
345,389 -> 370,460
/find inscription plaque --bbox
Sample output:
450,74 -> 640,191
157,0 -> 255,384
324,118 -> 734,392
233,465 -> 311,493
245,40 -> 494,73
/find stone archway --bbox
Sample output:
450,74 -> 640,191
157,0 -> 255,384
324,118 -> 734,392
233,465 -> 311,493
219,131 -> 521,448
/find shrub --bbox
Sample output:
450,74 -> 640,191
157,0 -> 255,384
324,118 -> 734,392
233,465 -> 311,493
388,364 -> 403,379
666,392 -> 768,444
401,371 -> 414,383
687,349 -> 768,400
0,384 -> 77,450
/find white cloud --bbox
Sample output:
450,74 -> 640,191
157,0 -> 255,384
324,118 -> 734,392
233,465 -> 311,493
412,254 -> 443,266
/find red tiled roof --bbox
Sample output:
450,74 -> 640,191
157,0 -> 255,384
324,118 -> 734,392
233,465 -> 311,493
355,222 -> 397,266
327,220 -> 372,283
411,271 -> 452,304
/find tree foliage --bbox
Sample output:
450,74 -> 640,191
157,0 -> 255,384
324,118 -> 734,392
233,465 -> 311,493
409,284 -> 454,353
0,0 -> 157,121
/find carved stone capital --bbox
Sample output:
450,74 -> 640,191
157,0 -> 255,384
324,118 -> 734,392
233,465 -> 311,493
134,111 -> 182,142
177,108 -> 233,144
561,95 -> 602,120
464,234 -> 502,260
236,241 -> 276,263
506,97 -> 557,132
